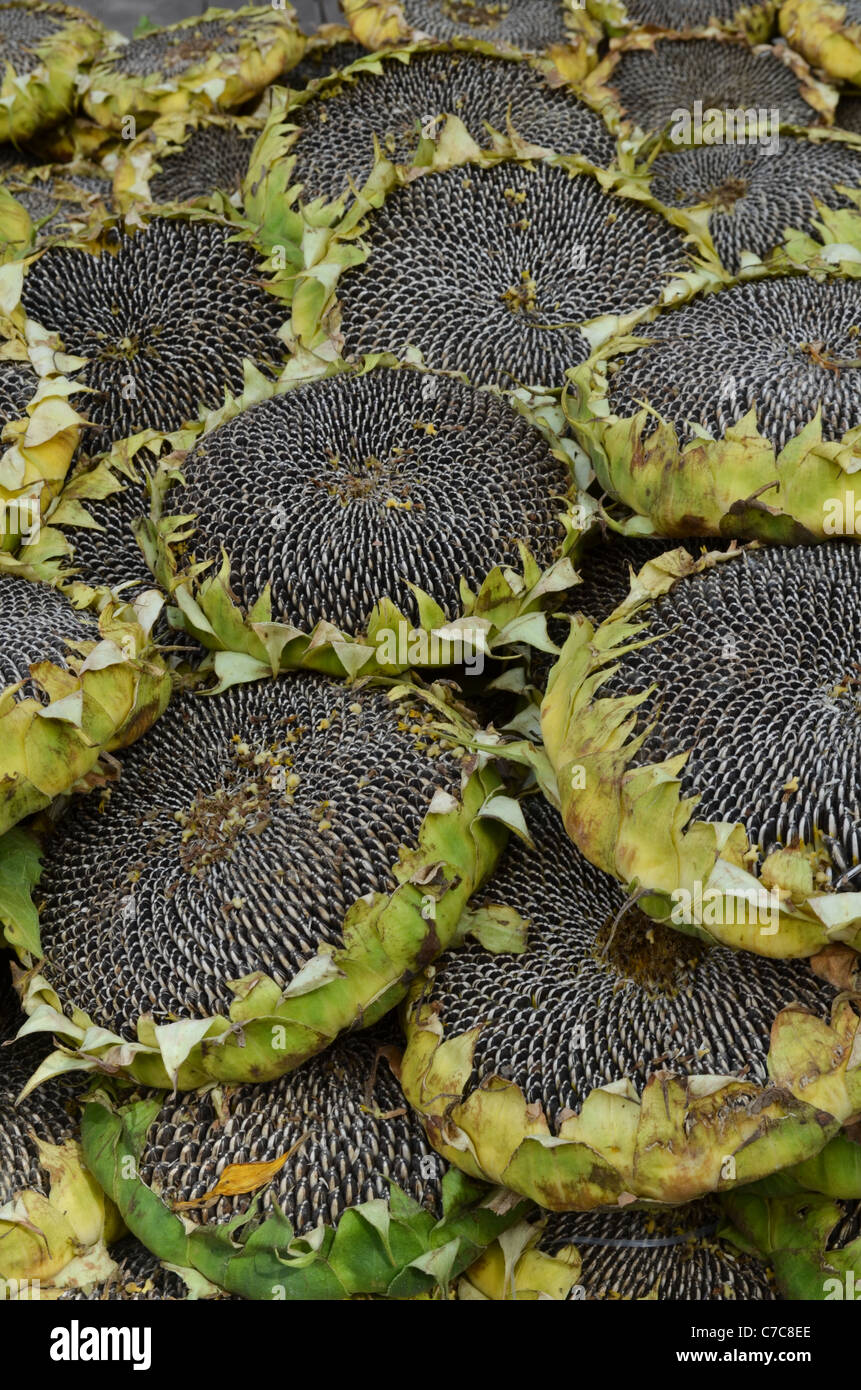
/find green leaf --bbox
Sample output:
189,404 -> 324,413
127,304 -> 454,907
0,826 -> 43,958
455,904 -> 529,955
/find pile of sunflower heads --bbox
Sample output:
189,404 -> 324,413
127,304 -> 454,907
1,0 -> 861,1304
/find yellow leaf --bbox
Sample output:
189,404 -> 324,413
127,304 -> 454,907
172,1131 -> 312,1209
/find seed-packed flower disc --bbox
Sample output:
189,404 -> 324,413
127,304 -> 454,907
335,162 -> 691,389
342,0 -> 603,82
0,2 -> 105,143
24,671 -> 507,1089
604,278 -> 860,452
112,113 -> 260,214
78,1027 -> 535,1299
647,136 -> 861,273
533,1200 -> 776,1299
401,793 -> 848,1209
1,572 -> 97,684
780,0 -> 861,86
0,162 -> 113,248
0,1032 -> 118,1289
18,218 -> 289,458
82,5 -> 306,131
541,539 -> 861,959
286,28 -> 369,88
157,366 -> 569,641
586,0 -> 777,42
567,273 -> 861,540
266,49 -> 615,210
58,475 -> 152,594
0,577 -> 170,839
580,34 -> 833,142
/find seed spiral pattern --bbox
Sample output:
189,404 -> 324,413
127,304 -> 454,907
36,672 -> 463,1035
540,1201 -> 777,1300
138,1029 -> 443,1231
176,368 -> 568,634
399,0 -> 570,47
149,125 -> 256,204
0,1034 -> 88,1207
613,0 -> 756,24
649,138 -> 861,273
287,51 -> 615,207
606,276 -> 861,450
287,39 -> 368,88
63,479 -> 153,593
20,219 -> 288,455
339,162 -> 689,387
422,796 -> 833,1128
9,168 -> 110,235
0,574 -> 98,690
610,39 -> 816,135
0,359 -> 37,425
0,3 -> 64,76
599,542 -> 861,883
106,19 -> 244,79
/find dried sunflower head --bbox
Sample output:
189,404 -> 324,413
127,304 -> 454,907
0,1 -> 105,143
539,538 -> 861,960
580,32 -> 836,144
342,0 -> 603,83
19,670 -> 508,1088
81,4 -> 305,131
587,0 -> 777,42
17,215 -> 289,458
325,158 -> 694,389
401,792 -> 848,1209
112,111 -> 261,215
566,270 -> 861,540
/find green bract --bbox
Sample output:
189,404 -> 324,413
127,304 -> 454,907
537,543 -> 861,958
0,1069 -> 122,1294
720,1133 -> 861,1298
0,264 -> 88,550
402,980 -> 861,1208
80,1088 -> 535,1300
